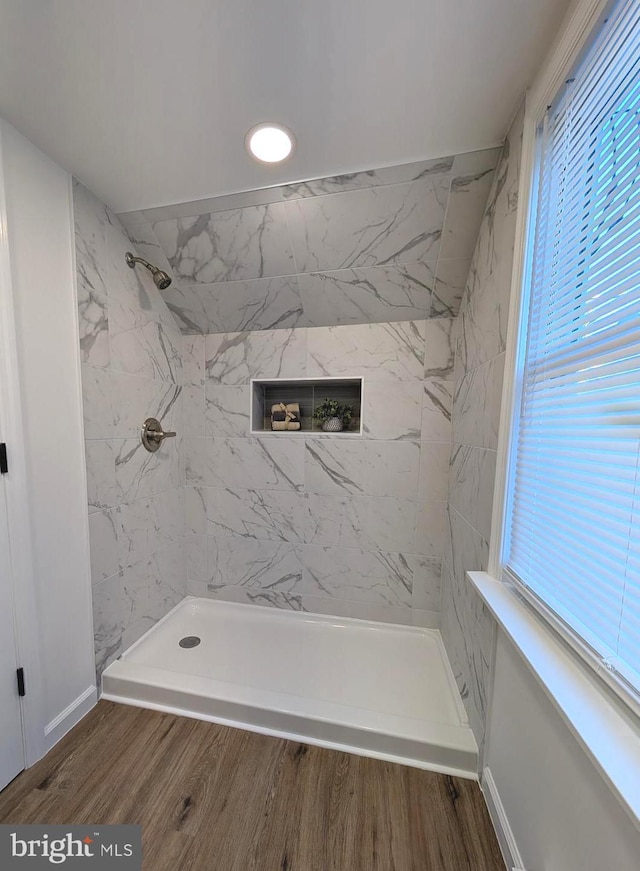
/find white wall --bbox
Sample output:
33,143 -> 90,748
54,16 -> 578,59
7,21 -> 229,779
486,631 -> 639,871
0,118 -> 96,753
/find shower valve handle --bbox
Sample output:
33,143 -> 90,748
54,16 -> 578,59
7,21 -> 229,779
152,429 -> 176,440
141,417 -> 177,453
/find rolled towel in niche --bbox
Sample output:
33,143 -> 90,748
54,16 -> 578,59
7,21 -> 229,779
271,402 -> 301,431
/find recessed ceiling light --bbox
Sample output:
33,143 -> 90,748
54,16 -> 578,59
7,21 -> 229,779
245,123 -> 295,164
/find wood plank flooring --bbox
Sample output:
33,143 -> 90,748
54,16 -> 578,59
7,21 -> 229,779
0,701 -> 504,871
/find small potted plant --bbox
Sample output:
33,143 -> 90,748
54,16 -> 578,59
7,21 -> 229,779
314,398 -> 353,432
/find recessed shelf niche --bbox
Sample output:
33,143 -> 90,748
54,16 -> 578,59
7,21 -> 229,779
250,378 -> 363,435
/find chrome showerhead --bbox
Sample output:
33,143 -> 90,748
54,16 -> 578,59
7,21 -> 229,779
125,252 -> 172,290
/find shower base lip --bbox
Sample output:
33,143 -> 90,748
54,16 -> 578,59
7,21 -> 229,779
102,597 -> 478,779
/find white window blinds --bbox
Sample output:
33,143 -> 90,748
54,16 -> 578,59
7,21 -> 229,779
505,0 -> 640,697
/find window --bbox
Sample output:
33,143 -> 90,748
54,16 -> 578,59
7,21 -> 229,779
505,0 -> 640,702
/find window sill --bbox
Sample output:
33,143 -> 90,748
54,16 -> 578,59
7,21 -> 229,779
469,571 -> 640,831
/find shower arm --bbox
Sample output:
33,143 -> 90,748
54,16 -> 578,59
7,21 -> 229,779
125,251 -> 173,290
125,252 -> 158,273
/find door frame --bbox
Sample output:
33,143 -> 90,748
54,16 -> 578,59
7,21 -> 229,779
0,128 -> 46,767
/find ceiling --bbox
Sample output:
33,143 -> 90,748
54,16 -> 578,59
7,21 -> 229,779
0,0 -> 571,213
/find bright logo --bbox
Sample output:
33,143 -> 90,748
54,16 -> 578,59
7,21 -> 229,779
0,825 -> 141,868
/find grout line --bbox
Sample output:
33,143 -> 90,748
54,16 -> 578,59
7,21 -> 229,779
136,164 -> 458,223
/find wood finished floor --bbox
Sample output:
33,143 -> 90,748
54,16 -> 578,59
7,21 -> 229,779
0,701 -> 504,871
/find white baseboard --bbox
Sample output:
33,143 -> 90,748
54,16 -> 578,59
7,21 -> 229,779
481,765 -> 525,871
43,684 -> 97,752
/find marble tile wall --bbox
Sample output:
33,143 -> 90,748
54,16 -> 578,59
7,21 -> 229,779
75,144 -> 509,693
441,104 -> 525,750
74,181 -> 187,682
183,318 -> 455,625
117,149 -> 500,335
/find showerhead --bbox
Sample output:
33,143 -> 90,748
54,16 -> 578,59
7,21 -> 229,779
125,252 -> 172,290
153,270 -> 172,290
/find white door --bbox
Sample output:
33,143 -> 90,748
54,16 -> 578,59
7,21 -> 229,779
0,444 -> 24,790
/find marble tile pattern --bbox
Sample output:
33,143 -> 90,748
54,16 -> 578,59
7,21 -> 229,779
74,181 -> 187,683
116,149 -> 500,334
83,139 -> 510,712
441,104 -> 525,754
183,317 -> 456,627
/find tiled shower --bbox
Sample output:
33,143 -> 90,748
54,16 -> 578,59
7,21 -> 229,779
78,109 -> 521,753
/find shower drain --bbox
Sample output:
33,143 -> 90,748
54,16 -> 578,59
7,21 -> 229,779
179,635 -> 201,649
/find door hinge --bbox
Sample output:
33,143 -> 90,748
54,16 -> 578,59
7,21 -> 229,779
16,668 -> 25,697
0,443 -> 7,474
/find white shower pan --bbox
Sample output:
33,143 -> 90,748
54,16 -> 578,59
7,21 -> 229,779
102,597 -> 478,778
